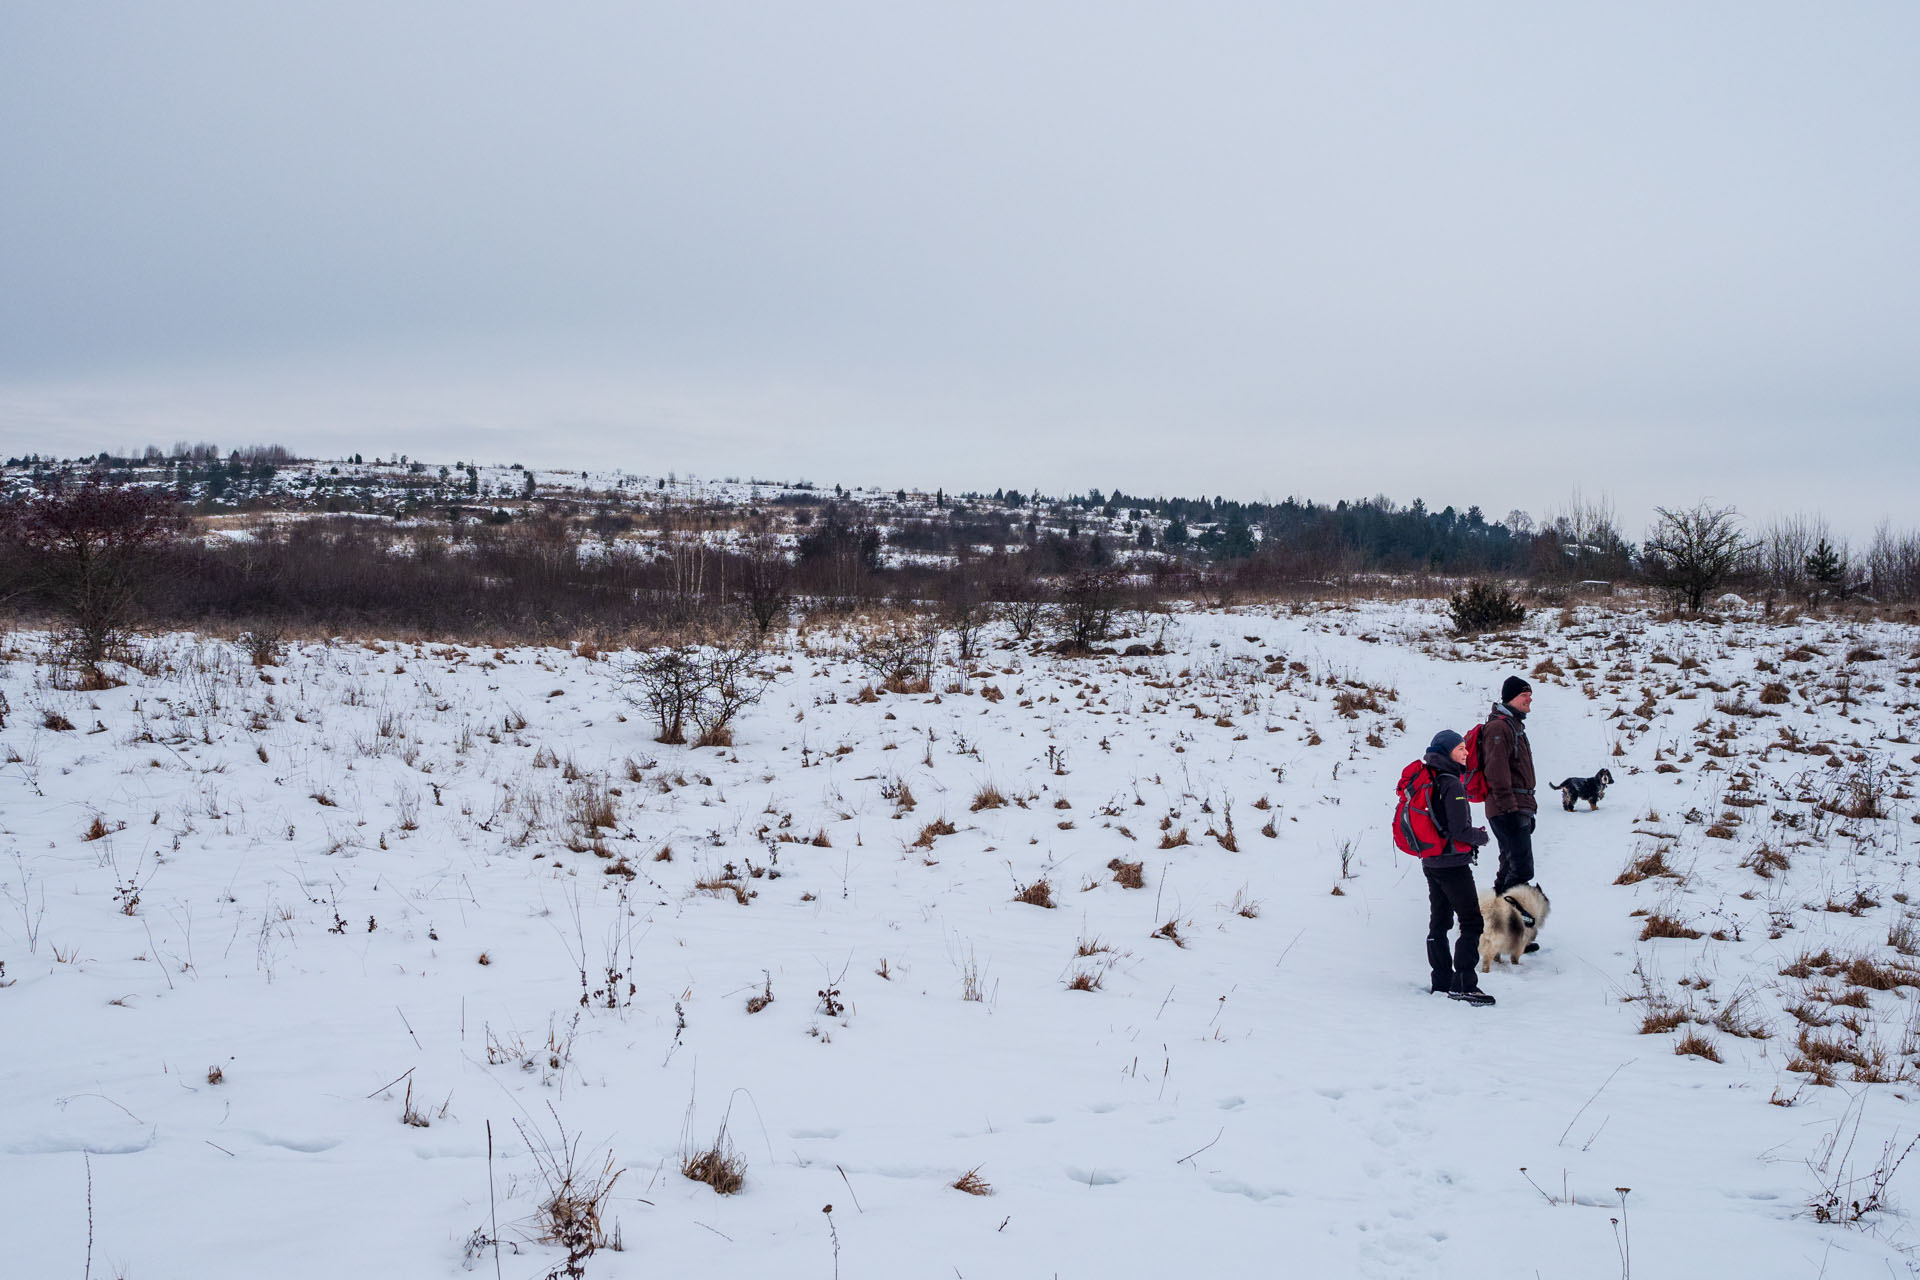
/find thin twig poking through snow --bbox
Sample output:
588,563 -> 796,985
1559,1060 -> 1634,1148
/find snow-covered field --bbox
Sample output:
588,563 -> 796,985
3,601 -> 1918,1278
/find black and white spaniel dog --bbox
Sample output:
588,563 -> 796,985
1550,768 -> 1615,811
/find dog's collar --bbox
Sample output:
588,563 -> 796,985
1501,894 -> 1537,929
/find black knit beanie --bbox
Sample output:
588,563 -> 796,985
1501,675 -> 1532,703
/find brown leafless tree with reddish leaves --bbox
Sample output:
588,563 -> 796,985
1,475 -> 187,683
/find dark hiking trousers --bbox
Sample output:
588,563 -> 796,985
1425,864 -> 1484,990
1489,811 -> 1535,895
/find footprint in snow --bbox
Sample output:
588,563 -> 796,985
1208,1177 -> 1287,1202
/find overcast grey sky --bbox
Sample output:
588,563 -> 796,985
2,3 -> 1915,536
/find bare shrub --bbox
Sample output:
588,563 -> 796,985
855,616 -> 940,687
517,1112 -> 626,1278
619,636 -> 771,745
240,626 -> 284,667
1807,1111 -> 1920,1225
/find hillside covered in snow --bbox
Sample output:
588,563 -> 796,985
3,600 -> 1919,1277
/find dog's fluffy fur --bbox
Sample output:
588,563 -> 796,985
1478,883 -> 1550,972
1550,768 -> 1614,811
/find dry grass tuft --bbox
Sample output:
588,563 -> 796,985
1013,878 -> 1055,909
1615,848 -> 1677,885
970,784 -> 1007,811
952,1167 -> 994,1195
1780,948 -> 1838,979
1639,1002 -> 1690,1035
1065,969 -> 1103,992
1158,827 -> 1191,850
1793,1026 -> 1869,1072
1331,687 -> 1387,718
682,1130 -> 746,1195
1152,919 -> 1186,948
1842,956 -> 1920,992
694,874 -> 751,905
1640,912 -> 1704,940
1740,843 -> 1790,878
1108,858 -> 1144,889
913,818 -> 958,848
1674,1031 -> 1722,1062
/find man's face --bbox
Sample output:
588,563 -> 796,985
1511,690 -> 1534,713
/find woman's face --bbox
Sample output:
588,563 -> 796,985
1450,741 -> 1471,766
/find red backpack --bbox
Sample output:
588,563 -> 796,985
1393,761 -> 1450,858
1460,724 -> 1490,804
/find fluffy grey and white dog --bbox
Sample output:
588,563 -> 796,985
1478,883 -> 1551,972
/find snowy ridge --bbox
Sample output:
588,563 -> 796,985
2,602 -> 1917,1277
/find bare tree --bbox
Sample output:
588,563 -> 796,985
1641,503 -> 1756,614
1546,491 -> 1633,581
1053,568 -> 1123,651
1756,512 -> 1828,606
1863,521 -> 1920,604
0,476 -> 186,683
736,521 -> 792,642
991,567 -> 1047,643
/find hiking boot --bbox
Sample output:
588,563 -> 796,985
1448,978 -> 1496,1006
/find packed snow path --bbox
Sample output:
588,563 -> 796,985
2,601 -> 1916,1277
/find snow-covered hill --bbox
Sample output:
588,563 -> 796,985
3,601 -> 1917,1277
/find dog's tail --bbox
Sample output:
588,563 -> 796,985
1549,779 -> 1569,789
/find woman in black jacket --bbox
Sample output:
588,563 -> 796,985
1422,730 -> 1495,1006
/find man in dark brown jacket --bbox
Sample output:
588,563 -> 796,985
1481,675 -> 1538,896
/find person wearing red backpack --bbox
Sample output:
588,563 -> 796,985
1406,729 -> 1495,1006
1480,676 -> 1539,899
